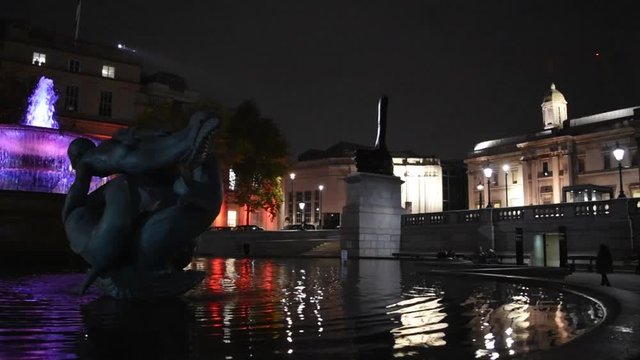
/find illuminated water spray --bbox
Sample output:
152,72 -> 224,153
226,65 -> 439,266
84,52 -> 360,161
23,76 -> 59,129
0,76 -> 104,193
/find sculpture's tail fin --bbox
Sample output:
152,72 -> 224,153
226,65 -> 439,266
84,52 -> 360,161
80,267 -> 102,295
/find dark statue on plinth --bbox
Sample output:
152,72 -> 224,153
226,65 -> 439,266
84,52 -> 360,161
62,112 -> 222,298
354,95 -> 393,175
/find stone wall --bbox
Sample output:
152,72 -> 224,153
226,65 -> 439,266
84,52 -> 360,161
0,190 -> 68,253
401,198 -> 640,259
196,230 -> 340,257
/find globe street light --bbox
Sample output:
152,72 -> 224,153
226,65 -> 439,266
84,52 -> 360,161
502,164 -> 510,207
299,202 -> 306,225
476,183 -> 484,209
483,167 -> 493,208
318,185 -> 324,229
613,143 -> 626,198
289,173 -> 296,223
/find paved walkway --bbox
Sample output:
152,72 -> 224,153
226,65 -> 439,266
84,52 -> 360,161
564,270 -> 640,294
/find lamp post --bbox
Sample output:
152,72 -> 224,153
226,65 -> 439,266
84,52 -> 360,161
502,164 -> 510,207
483,167 -> 493,208
476,183 -> 484,209
299,202 -> 306,225
613,143 -> 626,198
289,173 -> 296,224
318,185 -> 324,229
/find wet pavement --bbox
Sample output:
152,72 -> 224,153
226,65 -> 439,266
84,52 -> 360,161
564,271 -> 640,294
529,271 -> 640,360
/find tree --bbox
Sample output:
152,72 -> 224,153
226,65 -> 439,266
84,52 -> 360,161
219,100 -> 288,224
134,98 -> 288,224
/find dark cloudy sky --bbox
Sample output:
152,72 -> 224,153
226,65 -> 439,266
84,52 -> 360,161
2,0 -> 639,159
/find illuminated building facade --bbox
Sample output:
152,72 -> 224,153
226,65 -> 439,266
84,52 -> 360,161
466,84 -> 640,209
283,142 -> 457,229
0,20 -> 142,139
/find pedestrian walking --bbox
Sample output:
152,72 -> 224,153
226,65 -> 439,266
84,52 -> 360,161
596,244 -> 613,287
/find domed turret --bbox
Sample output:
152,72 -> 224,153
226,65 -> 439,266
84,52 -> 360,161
541,83 -> 568,129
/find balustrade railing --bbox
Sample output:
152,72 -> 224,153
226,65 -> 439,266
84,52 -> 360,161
533,206 -> 564,219
575,203 -> 610,216
463,211 -> 480,222
497,208 -> 524,221
402,199 -> 625,227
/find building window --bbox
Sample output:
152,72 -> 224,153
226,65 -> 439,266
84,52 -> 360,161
632,150 -> 638,167
69,59 -> 80,73
540,185 -> 553,193
542,162 -> 549,176
603,153 -> 611,170
101,65 -> 116,79
304,191 -> 312,224
511,169 -> 518,184
99,91 -> 112,117
228,168 -> 236,191
227,210 -> 237,227
287,191 -> 293,223
32,52 -> 46,66
64,86 -> 79,112
314,190 -> 320,224
578,158 -> 585,173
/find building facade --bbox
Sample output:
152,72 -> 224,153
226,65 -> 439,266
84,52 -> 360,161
0,20 -> 142,139
466,84 -> 640,209
281,142 -> 455,229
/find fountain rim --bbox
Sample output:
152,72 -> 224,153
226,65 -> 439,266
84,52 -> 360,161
0,123 -> 103,141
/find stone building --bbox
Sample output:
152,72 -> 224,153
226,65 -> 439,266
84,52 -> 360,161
281,142 -> 461,229
466,83 -> 640,209
0,20 -> 142,138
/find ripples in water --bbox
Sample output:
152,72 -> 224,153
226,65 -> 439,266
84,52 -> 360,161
0,258 -> 604,359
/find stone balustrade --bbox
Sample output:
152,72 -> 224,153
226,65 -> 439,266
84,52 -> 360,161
401,198 -> 640,259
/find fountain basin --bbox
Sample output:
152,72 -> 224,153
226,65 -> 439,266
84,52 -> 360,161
0,124 -> 103,194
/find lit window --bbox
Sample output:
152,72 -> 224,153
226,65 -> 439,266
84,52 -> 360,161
69,59 -> 80,73
228,169 -> 236,191
101,65 -> 115,79
227,210 -> 237,227
99,91 -> 112,117
542,161 -> 549,176
32,52 -> 46,66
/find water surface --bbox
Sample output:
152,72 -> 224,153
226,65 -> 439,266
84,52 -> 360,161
0,258 -> 604,359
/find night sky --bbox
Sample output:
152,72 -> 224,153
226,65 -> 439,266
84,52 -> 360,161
2,1 -> 639,160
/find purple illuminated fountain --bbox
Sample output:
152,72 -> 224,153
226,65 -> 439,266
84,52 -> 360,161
0,76 -> 103,193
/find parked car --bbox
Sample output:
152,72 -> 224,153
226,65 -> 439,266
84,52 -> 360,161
235,224 -> 264,231
283,223 -> 315,231
211,226 -> 234,231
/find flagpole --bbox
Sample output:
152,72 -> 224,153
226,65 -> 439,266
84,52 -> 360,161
74,0 -> 82,41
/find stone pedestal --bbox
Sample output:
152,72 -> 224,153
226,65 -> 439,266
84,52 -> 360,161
340,172 -> 404,258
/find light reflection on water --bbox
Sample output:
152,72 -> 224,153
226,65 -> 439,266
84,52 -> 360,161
0,258 -> 604,359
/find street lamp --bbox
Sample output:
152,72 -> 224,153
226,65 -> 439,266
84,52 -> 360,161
476,183 -> 484,209
299,202 -> 306,225
289,173 -> 296,223
483,166 -> 493,208
613,143 -> 626,198
502,164 -> 510,207
318,185 -> 324,229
